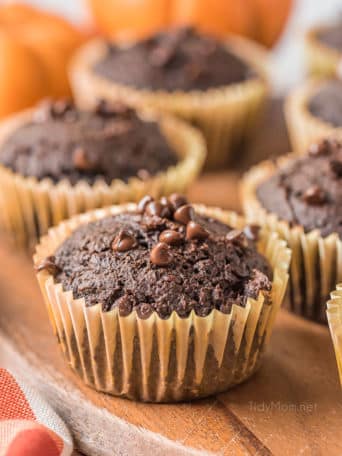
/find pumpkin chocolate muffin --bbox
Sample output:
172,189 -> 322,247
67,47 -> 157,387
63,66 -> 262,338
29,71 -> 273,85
0,99 -> 205,248
242,138 -> 342,323
286,78 -> 342,154
34,195 -> 290,402
305,22 -> 342,78
70,26 -> 268,168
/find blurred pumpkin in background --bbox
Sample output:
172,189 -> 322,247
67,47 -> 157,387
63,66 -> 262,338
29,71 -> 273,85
87,0 -> 293,47
0,3 -> 86,119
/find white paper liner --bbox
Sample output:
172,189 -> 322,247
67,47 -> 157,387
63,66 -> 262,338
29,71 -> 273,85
242,156 -> 342,324
34,203 -> 290,402
285,79 -> 342,155
70,36 -> 268,169
0,109 -> 205,250
327,284 -> 342,385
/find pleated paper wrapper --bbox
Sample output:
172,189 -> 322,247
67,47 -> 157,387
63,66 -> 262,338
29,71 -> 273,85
305,28 -> 341,78
327,285 -> 342,386
70,36 -> 268,170
242,157 -> 342,324
34,203 -> 290,403
0,109 -> 205,250
285,79 -> 342,154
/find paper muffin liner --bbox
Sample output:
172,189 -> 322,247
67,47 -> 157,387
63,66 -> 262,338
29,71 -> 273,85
70,36 -> 268,170
327,285 -> 342,386
0,109 -> 205,250
242,156 -> 342,324
285,78 -> 342,155
305,27 -> 341,78
34,203 -> 290,402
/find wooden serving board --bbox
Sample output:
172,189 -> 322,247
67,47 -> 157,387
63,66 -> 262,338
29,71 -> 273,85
1,100 -> 341,455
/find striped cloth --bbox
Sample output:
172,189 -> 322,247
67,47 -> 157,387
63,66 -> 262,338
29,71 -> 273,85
0,369 -> 73,456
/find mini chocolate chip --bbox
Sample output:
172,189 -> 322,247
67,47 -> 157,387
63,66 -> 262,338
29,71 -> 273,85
72,147 -> 96,171
159,229 -> 183,245
117,294 -> 133,316
150,242 -> 173,266
112,230 -> 137,252
160,196 -> 174,213
303,185 -> 326,205
308,139 -> 332,157
330,159 -> 342,177
186,221 -> 209,241
168,193 -> 188,211
95,99 -> 133,118
52,99 -> 73,117
137,195 -> 154,213
137,303 -> 153,319
145,201 -> 170,218
243,225 -> 261,242
226,229 -> 248,246
174,204 -> 194,224
35,256 -> 60,276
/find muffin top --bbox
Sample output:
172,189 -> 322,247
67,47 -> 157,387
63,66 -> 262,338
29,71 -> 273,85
316,23 -> 342,52
308,79 -> 342,127
0,100 -> 177,185
256,139 -> 342,238
94,27 -> 255,92
36,195 -> 272,319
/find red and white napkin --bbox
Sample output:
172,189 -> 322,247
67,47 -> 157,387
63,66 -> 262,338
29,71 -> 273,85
0,368 -> 73,456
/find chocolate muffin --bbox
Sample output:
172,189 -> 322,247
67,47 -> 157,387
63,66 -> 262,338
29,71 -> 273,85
0,100 -> 205,248
44,195 -> 272,319
242,138 -> 342,324
307,79 -> 342,128
94,27 -> 255,92
34,196 -> 290,401
70,27 -> 268,168
0,99 -> 177,185
256,138 -> 342,238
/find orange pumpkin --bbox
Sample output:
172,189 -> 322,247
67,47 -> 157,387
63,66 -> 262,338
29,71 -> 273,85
0,4 -> 85,118
88,0 -> 293,47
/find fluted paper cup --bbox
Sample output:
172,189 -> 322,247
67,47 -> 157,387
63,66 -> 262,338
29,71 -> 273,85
242,156 -> 342,324
70,36 -> 268,169
327,285 -> 342,385
34,203 -> 290,402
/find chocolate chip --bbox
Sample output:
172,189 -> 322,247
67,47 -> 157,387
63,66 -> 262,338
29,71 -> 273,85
112,230 -> 137,252
243,225 -> 261,242
35,256 -> 60,276
186,221 -> 209,241
117,294 -> 133,316
159,229 -> 183,245
308,139 -> 332,157
226,229 -> 248,246
137,303 -> 153,319
95,99 -> 133,118
137,195 -> 154,213
168,193 -> 188,211
72,147 -> 96,171
303,185 -> 326,205
52,99 -> 73,117
150,242 -> 173,266
330,159 -> 342,177
145,201 -> 170,218
174,204 -> 194,224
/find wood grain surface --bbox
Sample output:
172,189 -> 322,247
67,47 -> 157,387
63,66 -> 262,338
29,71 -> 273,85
1,99 -> 341,455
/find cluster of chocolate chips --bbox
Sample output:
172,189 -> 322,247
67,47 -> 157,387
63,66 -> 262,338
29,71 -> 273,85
111,194 -> 212,266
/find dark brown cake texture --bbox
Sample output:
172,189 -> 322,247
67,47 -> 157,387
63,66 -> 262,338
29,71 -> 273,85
94,26 -> 255,92
0,99 -> 177,185
36,195 -> 272,320
257,138 -> 342,238
308,79 -> 342,127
